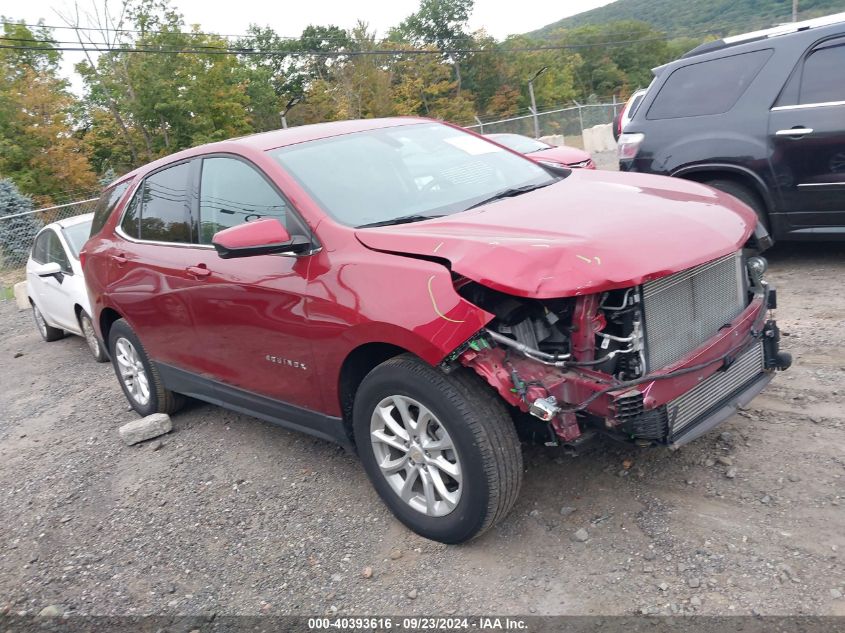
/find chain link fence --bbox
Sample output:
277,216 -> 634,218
467,102 -> 622,149
0,198 -> 98,300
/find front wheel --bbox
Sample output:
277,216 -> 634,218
353,354 -> 523,544
80,311 -> 109,362
32,303 -> 64,342
108,319 -> 183,416
704,179 -> 769,231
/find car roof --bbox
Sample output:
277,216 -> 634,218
113,117 -> 430,186
654,11 -> 845,73
55,212 -> 94,229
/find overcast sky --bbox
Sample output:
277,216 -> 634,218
10,0 -> 614,91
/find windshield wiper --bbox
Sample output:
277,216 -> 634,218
464,181 -> 555,211
356,214 -> 443,229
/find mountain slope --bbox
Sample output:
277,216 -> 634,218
530,0 -> 845,39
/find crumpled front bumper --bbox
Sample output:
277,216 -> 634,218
668,365 -> 773,447
460,286 -> 790,448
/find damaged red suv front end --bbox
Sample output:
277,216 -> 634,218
357,169 -> 791,449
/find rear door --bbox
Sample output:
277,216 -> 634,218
769,36 -> 845,231
184,154 -> 320,411
109,160 -> 208,371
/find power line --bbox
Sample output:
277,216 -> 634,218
1,18 -> 711,53
0,33 -> 699,58
0,19 -> 318,42
0,35 -> 255,51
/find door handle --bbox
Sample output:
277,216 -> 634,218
186,265 -> 211,278
776,127 -> 814,137
112,253 -> 127,265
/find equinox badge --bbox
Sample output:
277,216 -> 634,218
265,355 -> 307,371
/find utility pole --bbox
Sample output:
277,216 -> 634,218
527,66 -> 549,139
793,0 -> 798,22
280,96 -> 302,130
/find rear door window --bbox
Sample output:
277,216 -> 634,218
647,49 -> 772,119
800,42 -> 845,104
139,162 -> 192,243
119,162 -> 192,242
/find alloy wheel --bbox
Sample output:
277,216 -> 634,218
114,337 -> 151,406
369,394 -> 462,517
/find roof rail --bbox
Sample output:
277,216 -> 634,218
723,11 -> 845,44
682,11 -> 845,59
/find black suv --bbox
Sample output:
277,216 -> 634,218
619,13 -> 845,241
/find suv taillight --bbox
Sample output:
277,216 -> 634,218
618,133 -> 644,161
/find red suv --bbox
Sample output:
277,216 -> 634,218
83,118 -> 790,543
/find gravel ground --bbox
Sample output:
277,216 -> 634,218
0,242 -> 843,618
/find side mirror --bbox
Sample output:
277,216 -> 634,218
212,218 -> 311,259
35,262 -> 62,277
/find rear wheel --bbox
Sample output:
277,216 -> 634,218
704,179 -> 769,231
32,304 -> 64,342
108,319 -> 183,416
353,354 -> 523,544
80,311 -> 109,363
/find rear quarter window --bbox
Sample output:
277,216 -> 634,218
647,49 -> 773,120
90,181 -> 131,237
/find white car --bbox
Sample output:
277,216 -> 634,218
26,213 -> 108,362
613,88 -> 648,141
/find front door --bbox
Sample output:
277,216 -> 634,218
184,155 -> 320,411
28,229 -> 78,331
769,36 -> 845,233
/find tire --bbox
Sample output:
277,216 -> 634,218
108,318 -> 183,416
32,303 -> 64,342
79,311 -> 109,363
353,354 -> 523,544
704,179 -> 769,231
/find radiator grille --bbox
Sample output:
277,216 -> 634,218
669,342 -> 765,438
642,252 -> 746,370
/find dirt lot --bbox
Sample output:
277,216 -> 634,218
0,242 -> 843,618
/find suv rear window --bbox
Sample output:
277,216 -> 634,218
647,49 -> 772,120
89,181 -> 130,237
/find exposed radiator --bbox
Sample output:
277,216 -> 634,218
642,252 -> 747,371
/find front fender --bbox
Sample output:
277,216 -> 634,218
305,247 -> 494,416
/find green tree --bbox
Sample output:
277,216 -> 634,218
390,0 -> 474,93
0,179 -> 41,269
0,21 -> 97,204
77,0 -> 252,165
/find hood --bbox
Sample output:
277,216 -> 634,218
355,170 -> 756,299
532,145 -> 592,165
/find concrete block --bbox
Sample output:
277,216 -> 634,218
539,134 -> 566,147
582,123 -> 616,154
14,282 -> 29,310
119,413 -> 172,446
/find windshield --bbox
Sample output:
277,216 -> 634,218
62,218 -> 93,257
270,122 -> 556,227
487,133 -> 551,154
